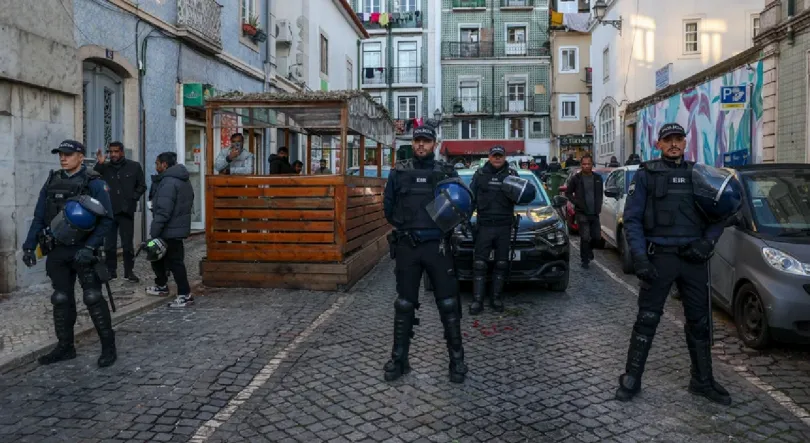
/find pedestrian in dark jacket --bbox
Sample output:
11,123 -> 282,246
608,156 -> 620,167
547,157 -> 562,172
94,141 -> 146,281
565,154 -> 603,268
147,152 -> 194,307
268,147 -> 294,174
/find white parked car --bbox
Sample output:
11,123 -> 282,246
600,165 -> 639,273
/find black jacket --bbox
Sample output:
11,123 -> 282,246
565,171 -> 604,216
150,164 -> 194,239
94,158 -> 146,216
268,154 -> 294,174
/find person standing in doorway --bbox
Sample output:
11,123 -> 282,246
94,142 -> 146,282
565,154 -> 603,268
214,133 -> 255,175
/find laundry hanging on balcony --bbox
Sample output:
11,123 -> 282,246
563,13 -> 591,32
370,12 -> 380,23
550,10 -> 564,26
379,13 -> 390,26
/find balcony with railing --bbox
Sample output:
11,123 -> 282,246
176,0 -> 223,54
442,41 -> 550,58
360,67 -> 425,86
360,67 -> 387,85
391,66 -> 424,84
448,96 -> 492,115
500,0 -> 535,9
498,95 -> 537,113
452,0 -> 487,9
359,9 -> 424,30
585,67 -> 593,86
394,118 -> 422,136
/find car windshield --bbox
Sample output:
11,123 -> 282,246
742,169 -> 810,236
347,167 -> 390,178
459,172 -> 550,207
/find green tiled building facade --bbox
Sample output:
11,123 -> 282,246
440,0 -> 552,161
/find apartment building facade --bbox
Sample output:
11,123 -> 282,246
439,0 -> 553,163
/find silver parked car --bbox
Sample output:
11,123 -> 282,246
710,164 -> 810,349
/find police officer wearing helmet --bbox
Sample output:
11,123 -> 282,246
383,125 -> 471,383
616,123 -> 743,405
469,145 -> 536,315
21,140 -> 117,368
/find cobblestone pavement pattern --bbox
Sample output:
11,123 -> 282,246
0,236 -> 206,361
1,239 -> 810,442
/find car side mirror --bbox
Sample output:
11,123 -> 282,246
604,187 -> 621,199
552,195 -> 568,209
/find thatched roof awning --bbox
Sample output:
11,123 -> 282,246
205,90 -> 395,146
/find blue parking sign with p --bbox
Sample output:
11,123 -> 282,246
720,86 -> 747,110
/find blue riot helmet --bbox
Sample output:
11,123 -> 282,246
692,163 -> 743,223
49,195 -> 107,246
425,177 -> 474,233
502,175 -> 537,205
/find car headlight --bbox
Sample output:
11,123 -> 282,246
534,221 -> 568,246
761,247 -> 810,276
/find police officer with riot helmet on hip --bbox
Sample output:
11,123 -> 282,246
616,123 -> 743,405
469,145 -> 537,314
383,125 -> 474,383
22,140 -> 117,368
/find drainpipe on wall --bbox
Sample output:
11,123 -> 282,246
265,0 -> 274,171
135,19 -> 148,244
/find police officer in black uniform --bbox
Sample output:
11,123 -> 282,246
468,145 -> 536,314
616,123 -> 737,405
382,126 -> 468,383
22,140 -> 117,368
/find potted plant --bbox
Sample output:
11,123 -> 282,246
242,14 -> 259,37
252,26 -> 267,43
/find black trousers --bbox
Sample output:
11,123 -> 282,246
105,213 -> 135,275
576,214 -> 601,262
151,239 -> 191,295
636,251 -> 710,323
46,245 -> 102,300
473,225 -> 511,263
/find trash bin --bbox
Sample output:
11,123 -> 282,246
547,168 -> 570,197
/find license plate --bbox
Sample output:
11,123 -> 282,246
489,250 -> 521,261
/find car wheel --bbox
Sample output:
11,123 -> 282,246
548,268 -> 569,292
733,283 -> 771,350
423,272 -> 434,292
618,229 -> 634,274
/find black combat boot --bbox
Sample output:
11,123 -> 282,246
470,275 -> 485,315
87,301 -> 117,368
38,304 -> 77,365
384,301 -> 416,381
615,330 -> 653,401
685,323 -> 731,405
490,269 -> 507,313
439,298 -> 468,383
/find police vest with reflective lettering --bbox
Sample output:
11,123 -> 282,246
474,166 -> 518,227
44,169 -> 98,225
392,159 -> 454,230
641,159 -> 705,238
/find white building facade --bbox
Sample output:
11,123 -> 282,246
589,0 -> 764,165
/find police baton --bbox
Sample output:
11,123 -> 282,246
96,243 -> 116,313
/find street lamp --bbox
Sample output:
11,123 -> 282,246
592,0 -> 622,34
433,108 -> 443,138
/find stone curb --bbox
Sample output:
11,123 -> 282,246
0,279 -> 203,374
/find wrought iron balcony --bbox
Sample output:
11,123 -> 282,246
452,0 -> 487,9
360,67 -> 425,85
448,96 -> 492,115
498,95 -> 536,113
585,67 -> 593,86
443,41 -> 549,58
392,66 -> 424,84
360,67 -> 387,85
359,11 -> 423,30
176,0 -> 223,54
394,118 -> 422,136
500,0 -> 535,9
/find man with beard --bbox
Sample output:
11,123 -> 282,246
616,123 -> 737,405
95,142 -> 146,281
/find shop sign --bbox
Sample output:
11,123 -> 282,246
559,135 -> 593,146
183,83 -> 217,107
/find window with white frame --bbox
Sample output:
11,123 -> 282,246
559,47 -> 578,73
459,80 -> 480,113
241,0 -> 258,23
507,118 -> 524,139
557,0 -> 577,13
602,47 -> 610,81
529,118 -> 545,138
362,0 -> 381,13
505,25 -> 527,56
599,105 -> 616,155
396,41 -> 418,83
684,20 -> 700,54
506,81 -> 527,112
320,35 -> 329,75
362,42 -> 383,84
460,120 -> 478,139
396,0 -> 416,12
560,95 -> 579,120
752,14 -> 760,38
398,96 -> 418,120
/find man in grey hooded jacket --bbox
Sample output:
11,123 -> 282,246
214,133 -> 254,175
147,152 -> 194,307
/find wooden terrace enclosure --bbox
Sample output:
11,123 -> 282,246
200,91 -> 396,290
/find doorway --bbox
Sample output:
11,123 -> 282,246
82,63 -> 124,163
184,125 -> 206,231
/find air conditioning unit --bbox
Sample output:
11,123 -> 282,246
276,19 -> 292,44
277,55 -> 290,77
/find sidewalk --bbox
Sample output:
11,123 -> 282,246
0,235 -> 206,373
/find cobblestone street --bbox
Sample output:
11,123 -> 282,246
1,240 -> 810,442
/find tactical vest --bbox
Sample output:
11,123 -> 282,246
44,169 -> 97,225
642,160 -> 705,238
474,167 -> 518,227
392,159 -> 454,231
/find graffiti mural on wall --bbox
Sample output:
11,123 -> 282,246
636,60 -> 764,166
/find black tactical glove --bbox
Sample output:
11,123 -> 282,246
22,249 -> 36,268
680,239 -> 715,263
74,246 -> 97,266
633,255 -> 659,282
